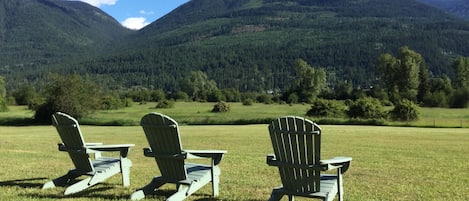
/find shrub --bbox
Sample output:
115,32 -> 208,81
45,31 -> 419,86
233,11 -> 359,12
287,93 -> 299,104
211,101 -> 230,112
421,91 -> 448,107
150,89 -> 166,102
33,74 -> 101,122
389,99 -> 420,121
242,98 -> 254,106
450,88 -> 469,108
347,97 -> 385,119
174,91 -> 189,101
257,94 -> 273,104
155,100 -> 175,109
306,99 -> 346,117
101,95 -> 126,110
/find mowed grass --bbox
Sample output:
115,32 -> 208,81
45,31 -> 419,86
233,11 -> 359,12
1,125 -> 469,200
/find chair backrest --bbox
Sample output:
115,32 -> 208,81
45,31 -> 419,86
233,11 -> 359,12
268,116 -> 322,193
52,112 -> 94,172
140,112 -> 187,182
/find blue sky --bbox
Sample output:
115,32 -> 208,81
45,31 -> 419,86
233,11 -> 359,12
69,0 -> 189,30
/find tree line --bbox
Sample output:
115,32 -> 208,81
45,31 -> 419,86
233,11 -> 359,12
1,46 -> 469,123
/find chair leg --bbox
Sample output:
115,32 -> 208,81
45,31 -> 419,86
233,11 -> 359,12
42,170 -> 81,189
337,170 -> 344,201
268,188 -> 284,201
211,166 -> 221,197
120,158 -> 132,187
64,177 -> 93,195
130,178 -> 166,200
167,185 -> 189,201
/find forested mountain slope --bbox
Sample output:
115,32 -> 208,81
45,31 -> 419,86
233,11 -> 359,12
2,0 -> 469,93
80,0 -> 469,92
0,0 -> 131,85
416,0 -> 469,20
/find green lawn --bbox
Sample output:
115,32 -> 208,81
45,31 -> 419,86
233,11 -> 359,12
1,125 -> 468,200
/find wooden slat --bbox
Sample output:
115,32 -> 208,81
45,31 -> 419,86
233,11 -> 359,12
53,112 -> 94,172
141,113 -> 187,181
268,116 -> 323,193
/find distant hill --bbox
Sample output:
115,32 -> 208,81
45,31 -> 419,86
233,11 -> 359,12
416,0 -> 469,20
2,0 -> 469,93
83,0 -> 469,91
0,0 -> 131,83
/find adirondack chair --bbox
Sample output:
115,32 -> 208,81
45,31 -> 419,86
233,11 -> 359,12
42,112 -> 134,195
266,116 -> 352,201
130,112 -> 227,201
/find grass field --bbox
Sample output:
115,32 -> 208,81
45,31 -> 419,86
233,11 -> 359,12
1,124 -> 469,200
3,102 -> 469,127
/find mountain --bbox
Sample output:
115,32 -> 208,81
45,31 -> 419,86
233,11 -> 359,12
416,0 -> 469,20
81,0 -> 469,92
0,0 -> 131,81
3,0 -> 469,93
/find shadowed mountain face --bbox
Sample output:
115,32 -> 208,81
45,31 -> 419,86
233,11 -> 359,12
0,0 -> 131,71
2,0 -> 469,92
416,0 -> 469,20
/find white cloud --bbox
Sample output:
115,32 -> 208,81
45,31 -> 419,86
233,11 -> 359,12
121,17 -> 150,30
70,0 -> 118,7
139,10 -> 155,15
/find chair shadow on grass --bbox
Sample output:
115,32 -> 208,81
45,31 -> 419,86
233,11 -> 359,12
0,178 -> 265,200
140,189 -> 224,201
24,185 -> 129,200
142,190 -> 265,201
0,177 -> 47,188
0,178 -> 128,200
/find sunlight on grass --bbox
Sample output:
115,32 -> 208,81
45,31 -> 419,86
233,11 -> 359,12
1,125 -> 469,200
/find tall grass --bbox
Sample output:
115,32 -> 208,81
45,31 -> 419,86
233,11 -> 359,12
1,125 -> 468,200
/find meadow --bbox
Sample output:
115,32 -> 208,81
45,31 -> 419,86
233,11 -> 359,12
3,102 -> 469,127
1,124 -> 469,201
1,103 -> 469,200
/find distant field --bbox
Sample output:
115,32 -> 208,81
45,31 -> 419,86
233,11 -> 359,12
2,102 -> 469,127
1,125 -> 468,200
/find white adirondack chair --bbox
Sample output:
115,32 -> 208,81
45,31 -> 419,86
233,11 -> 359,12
42,112 -> 134,195
267,116 -> 352,201
130,112 -> 226,201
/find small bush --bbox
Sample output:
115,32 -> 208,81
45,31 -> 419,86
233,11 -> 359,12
257,94 -> 273,104
347,97 -> 385,119
287,93 -> 299,104
211,101 -> 231,112
242,98 -> 254,106
155,100 -> 175,109
450,88 -> 469,108
306,99 -> 346,117
389,99 -> 420,121
101,95 -> 126,110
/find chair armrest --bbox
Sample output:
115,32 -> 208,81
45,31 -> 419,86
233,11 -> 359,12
185,150 -> 227,166
143,148 -> 187,159
86,144 -> 135,158
58,143 -> 86,153
320,156 -> 352,173
266,154 -> 324,170
85,142 -> 103,146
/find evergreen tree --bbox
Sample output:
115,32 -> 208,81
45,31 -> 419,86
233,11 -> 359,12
0,76 -> 8,112
453,57 -> 469,89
